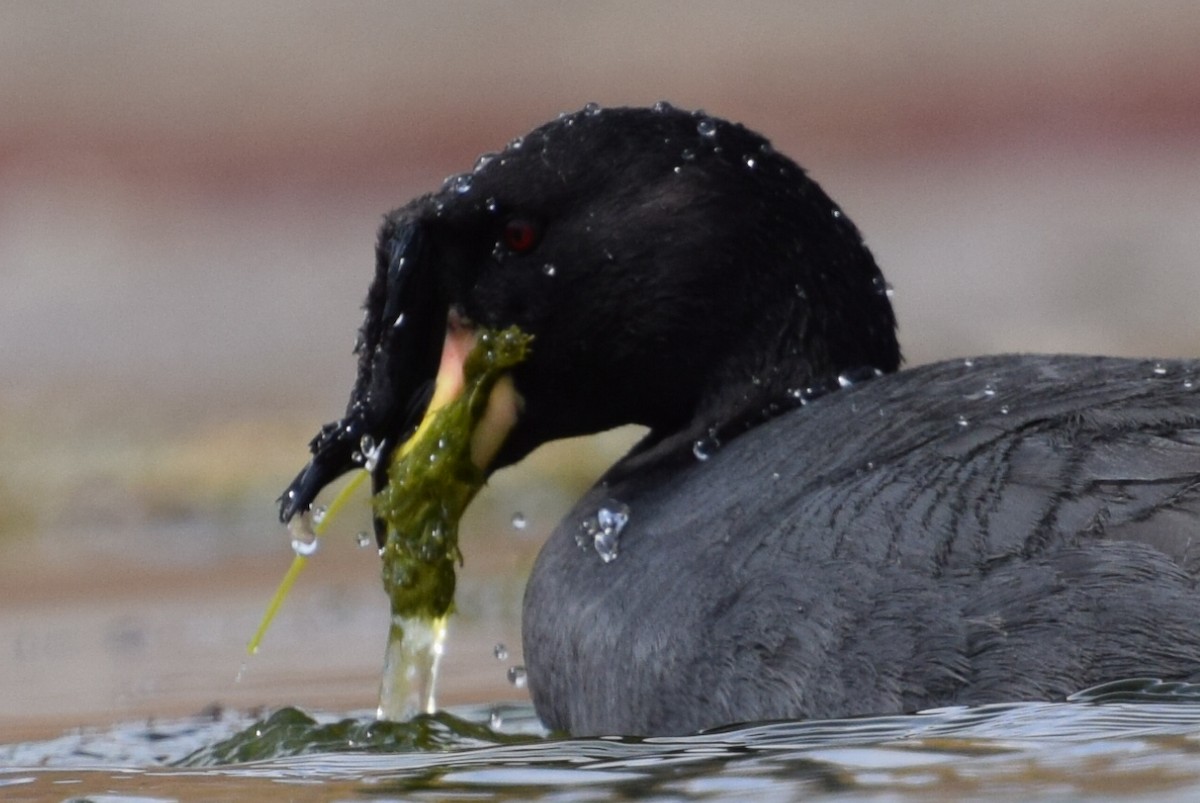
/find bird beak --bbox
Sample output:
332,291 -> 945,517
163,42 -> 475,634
278,217 -> 451,525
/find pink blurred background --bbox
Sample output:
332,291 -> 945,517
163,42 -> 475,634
1,1 -> 1198,738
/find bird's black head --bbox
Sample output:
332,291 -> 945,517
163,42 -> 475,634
279,103 -> 900,523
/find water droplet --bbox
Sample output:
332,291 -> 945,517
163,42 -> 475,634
493,643 -> 509,661
582,101 -> 602,116
489,710 -> 504,729
1153,362 -> 1168,376
831,208 -> 843,219
787,387 -> 804,401
999,404 -> 1011,415
578,499 -> 630,563
291,530 -> 319,557
508,136 -> 524,150
1184,379 -> 1195,390
692,432 -> 720,461
743,154 -> 756,169
392,312 -> 405,329
680,148 -> 695,161
445,173 -> 472,194
836,366 -> 885,388
963,384 -> 997,402
963,358 -> 975,368
542,263 -> 557,277
771,471 -> 781,480
955,414 -> 970,428
355,531 -> 372,548
511,512 -> 527,531
474,153 -> 497,173
596,505 -> 627,533
360,435 -> 384,472
652,100 -> 676,114
696,118 -> 717,137
311,505 -> 328,525
506,666 -> 528,688
485,197 -> 499,213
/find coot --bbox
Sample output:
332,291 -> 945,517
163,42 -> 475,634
281,104 -> 1200,736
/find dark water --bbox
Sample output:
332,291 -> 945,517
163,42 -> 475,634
5,682 -> 1200,801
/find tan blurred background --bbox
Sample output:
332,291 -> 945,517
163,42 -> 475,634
1,1 -> 1198,739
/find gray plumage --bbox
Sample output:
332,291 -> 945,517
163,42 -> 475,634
525,355 -> 1200,735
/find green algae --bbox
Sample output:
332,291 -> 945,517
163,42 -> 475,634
252,326 -> 531,719
372,325 -> 532,622
176,705 -> 539,765
371,325 -> 532,718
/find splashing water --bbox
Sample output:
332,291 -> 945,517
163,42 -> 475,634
378,615 -> 448,720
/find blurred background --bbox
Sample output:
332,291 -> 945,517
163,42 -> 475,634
1,1 -> 1198,739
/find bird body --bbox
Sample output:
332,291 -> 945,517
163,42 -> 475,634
526,354 -> 1200,734
280,105 -> 1200,737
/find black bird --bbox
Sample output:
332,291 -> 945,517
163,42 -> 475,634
280,104 -> 1200,737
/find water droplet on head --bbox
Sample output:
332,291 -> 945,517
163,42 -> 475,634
963,358 -> 975,368
311,505 -> 328,526
445,173 -> 472,195
831,208 -> 843,219
506,666 -> 528,688
743,154 -> 756,169
653,100 -> 676,114
1153,362 -> 1168,377
955,414 -> 970,428
510,512 -> 527,531
999,404 -> 1011,415
493,643 -> 509,661
489,710 -> 504,729
542,263 -> 557,277
392,312 -> 405,329
696,117 -> 717,137
355,531 -> 372,548
582,101 -> 602,116
1184,378 -> 1196,391
485,197 -> 499,213
473,152 -> 497,172
508,136 -> 524,150
680,148 -> 696,161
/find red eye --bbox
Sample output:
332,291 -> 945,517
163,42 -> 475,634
501,218 -> 540,253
